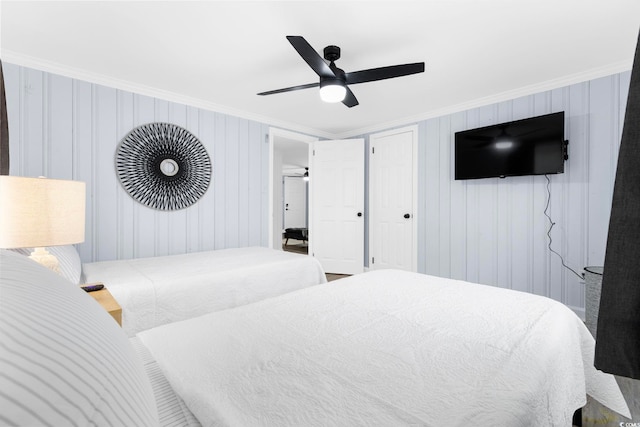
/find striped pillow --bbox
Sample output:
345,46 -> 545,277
0,249 -> 159,426
130,338 -> 202,427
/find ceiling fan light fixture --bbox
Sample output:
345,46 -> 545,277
319,79 -> 346,103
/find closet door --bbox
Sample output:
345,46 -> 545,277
369,126 -> 418,271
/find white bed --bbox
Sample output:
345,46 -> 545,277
82,246 -> 327,336
1,251 -> 630,426
137,269 -> 631,426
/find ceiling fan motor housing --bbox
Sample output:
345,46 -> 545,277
323,45 -> 341,62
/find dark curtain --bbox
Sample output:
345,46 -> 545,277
594,31 -> 640,380
0,59 -> 9,175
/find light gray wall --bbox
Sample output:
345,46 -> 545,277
404,72 -> 629,315
5,61 -> 630,315
4,63 -> 270,263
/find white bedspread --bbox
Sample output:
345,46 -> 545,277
83,247 -> 326,336
138,269 -> 630,426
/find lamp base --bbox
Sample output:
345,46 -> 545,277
29,247 -> 60,274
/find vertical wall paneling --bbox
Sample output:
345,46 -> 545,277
423,118 -> 440,275
133,94 -> 157,259
509,97 -> 533,295
225,116 -> 240,248
186,105 -> 201,252
530,92 -> 560,303
153,99 -> 170,256
23,68 -> 44,177
437,116 -> 451,277
5,61 -> 630,314
197,109 -> 216,251
495,100 -> 512,291
476,104 -> 499,288
94,85 -> 118,262
72,80 -> 93,261
248,122 -> 263,246
213,112 -> 227,250
5,63 -> 269,263
167,101 -> 188,256
238,119 -> 250,247
525,88 -> 550,299
391,72 -> 630,316
564,84 -> 588,309
448,112 -> 467,280
464,108 -> 480,285
588,76 -> 619,267
117,90 -> 135,260
48,74 -> 73,180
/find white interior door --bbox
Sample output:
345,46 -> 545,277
369,126 -> 417,271
283,176 -> 307,229
310,139 -> 364,274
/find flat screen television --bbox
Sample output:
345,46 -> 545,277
454,112 -> 567,180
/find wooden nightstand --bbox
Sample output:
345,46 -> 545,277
87,288 -> 122,326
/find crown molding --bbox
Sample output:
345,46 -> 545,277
2,49 -> 631,140
1,50 -> 333,139
335,59 -> 633,139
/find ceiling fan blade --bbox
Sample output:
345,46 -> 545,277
342,87 -> 359,108
345,62 -> 425,85
286,36 -> 335,78
257,82 -> 319,96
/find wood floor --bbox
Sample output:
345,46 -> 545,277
282,241 -> 350,282
325,273 -> 350,282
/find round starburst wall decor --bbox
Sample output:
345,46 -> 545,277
115,123 -> 212,211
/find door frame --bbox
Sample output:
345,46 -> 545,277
368,125 -> 419,272
268,127 -> 318,250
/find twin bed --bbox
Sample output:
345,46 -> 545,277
1,248 -> 631,426
81,246 -> 327,336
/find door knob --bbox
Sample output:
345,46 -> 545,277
357,212 -> 363,217
404,213 -> 411,219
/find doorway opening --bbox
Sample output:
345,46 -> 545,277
268,128 -> 318,252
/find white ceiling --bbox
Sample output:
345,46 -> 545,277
1,1 -> 639,139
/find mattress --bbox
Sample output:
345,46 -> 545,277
138,269 -> 630,426
83,247 -> 326,336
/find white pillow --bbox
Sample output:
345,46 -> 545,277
0,249 -> 159,426
10,244 -> 83,284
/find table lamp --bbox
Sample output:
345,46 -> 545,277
0,176 -> 86,273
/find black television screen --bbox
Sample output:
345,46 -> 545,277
454,112 -> 566,180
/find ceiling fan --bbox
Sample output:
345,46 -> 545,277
257,36 -> 425,108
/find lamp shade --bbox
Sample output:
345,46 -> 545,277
0,176 -> 86,248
